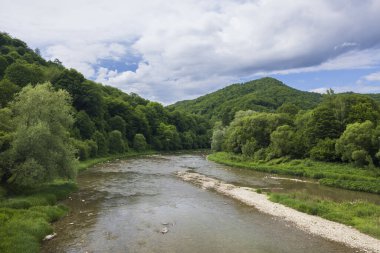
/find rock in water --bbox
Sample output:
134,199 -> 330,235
161,227 -> 169,234
43,232 -> 57,241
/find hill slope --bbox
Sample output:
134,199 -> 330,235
170,77 -> 322,123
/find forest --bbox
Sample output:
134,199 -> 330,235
0,32 -> 210,190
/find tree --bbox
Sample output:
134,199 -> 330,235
0,79 -> 20,108
4,62 -> 44,87
0,55 -> 8,77
133,134 -> 147,151
109,115 -> 127,138
74,111 -> 96,139
211,129 -> 225,151
108,130 -> 125,154
276,102 -> 300,116
270,125 -> 298,158
8,83 -> 77,187
335,120 -> 375,166
310,138 -> 337,162
92,131 -> 108,156
156,123 -> 181,150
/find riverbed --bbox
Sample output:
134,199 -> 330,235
42,154 -> 380,253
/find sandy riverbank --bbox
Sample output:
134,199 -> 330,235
176,171 -> 380,253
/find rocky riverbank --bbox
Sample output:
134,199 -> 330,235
177,171 -> 380,253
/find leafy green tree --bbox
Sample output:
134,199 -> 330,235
276,102 -> 300,116
211,129 -> 225,151
156,123 -> 181,150
224,112 -> 291,154
74,111 -> 96,139
336,120 -> 375,166
0,55 -> 8,77
92,131 -> 108,156
309,105 -> 341,142
133,134 -> 147,151
310,138 -> 338,162
109,115 -> 127,138
8,83 -> 77,187
270,125 -> 298,158
181,131 -> 195,149
0,79 -> 20,108
241,140 -> 257,157
108,130 -> 125,154
4,62 -> 44,87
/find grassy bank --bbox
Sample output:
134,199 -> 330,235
0,181 -> 77,253
0,150 -> 156,253
77,150 -> 157,172
208,152 -> 380,193
269,192 -> 380,239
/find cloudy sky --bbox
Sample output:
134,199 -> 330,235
1,0 -> 380,104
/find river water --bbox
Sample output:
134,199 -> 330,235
42,153 -> 379,253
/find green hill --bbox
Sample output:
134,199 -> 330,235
170,77 -> 322,124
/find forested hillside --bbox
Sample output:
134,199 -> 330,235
170,78 -> 322,124
0,32 -> 210,189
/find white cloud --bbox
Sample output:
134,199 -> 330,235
363,71 -> 380,82
1,0 -> 380,103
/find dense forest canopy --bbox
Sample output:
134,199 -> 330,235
170,77 -> 323,125
0,32 -> 210,189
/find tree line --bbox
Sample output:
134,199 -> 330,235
212,92 -> 380,167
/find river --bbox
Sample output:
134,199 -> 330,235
42,153 -> 379,253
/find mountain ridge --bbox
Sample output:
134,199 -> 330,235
170,77 -> 323,123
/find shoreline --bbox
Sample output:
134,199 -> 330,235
177,171 -> 380,253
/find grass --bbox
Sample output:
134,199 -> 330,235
77,150 -> 157,172
208,152 -> 380,193
0,181 -> 76,253
269,192 -> 380,239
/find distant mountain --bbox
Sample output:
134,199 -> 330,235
170,77 -> 322,124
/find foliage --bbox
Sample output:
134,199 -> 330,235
133,134 -> 147,151
335,121 -> 375,166
211,124 -> 225,152
171,77 -> 322,124
0,181 -> 76,253
208,152 -> 380,193
310,138 -> 338,162
108,130 -> 126,154
74,111 -> 96,139
7,83 -> 77,187
4,62 -> 45,87
269,192 -> 380,239
0,79 -> 19,108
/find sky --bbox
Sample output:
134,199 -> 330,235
1,0 -> 380,104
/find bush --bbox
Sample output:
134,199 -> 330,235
92,131 -> 108,156
133,134 -> 147,152
242,140 -> 256,157
8,159 -> 46,188
310,138 -> 337,162
108,130 -> 125,154
85,139 -> 98,158
73,140 -> 90,161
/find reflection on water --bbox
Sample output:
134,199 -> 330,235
42,154 -> 377,253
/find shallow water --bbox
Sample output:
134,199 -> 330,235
42,154 -> 379,253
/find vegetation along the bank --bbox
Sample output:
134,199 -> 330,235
205,89 -> 380,193
269,192 -> 380,239
208,152 -> 380,193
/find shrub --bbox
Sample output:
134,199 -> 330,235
133,134 -> 147,152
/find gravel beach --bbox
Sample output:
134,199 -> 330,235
177,171 -> 380,253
